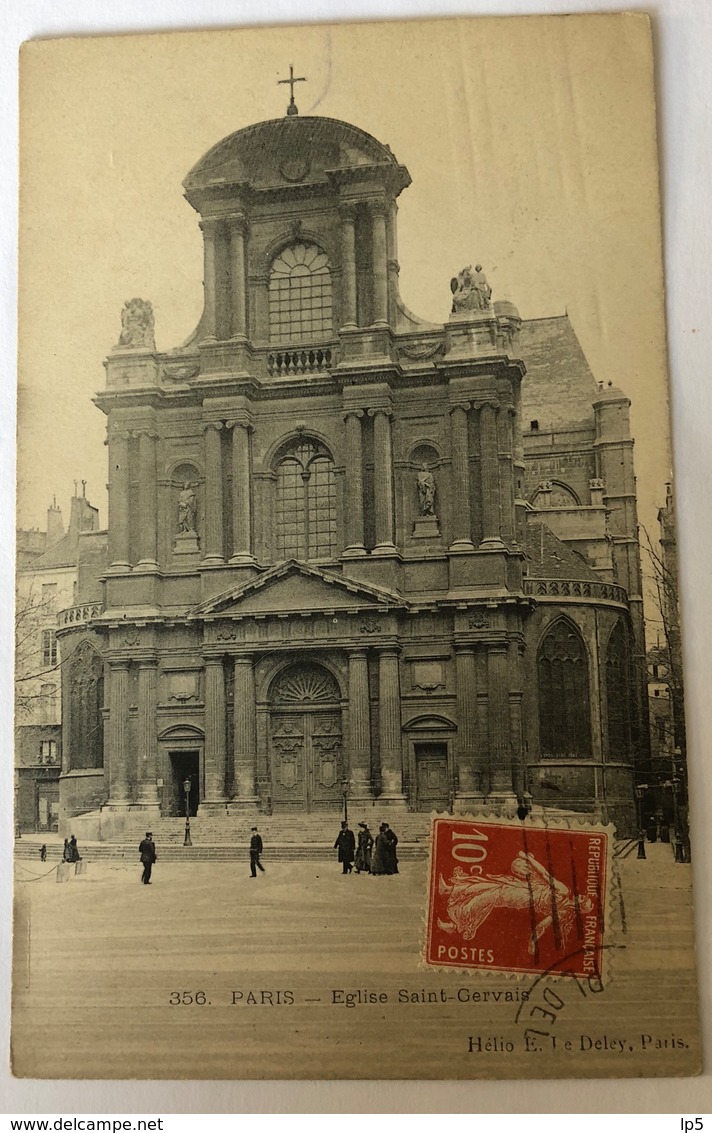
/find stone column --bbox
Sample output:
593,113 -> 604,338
107,660 -> 130,805
370,202 -> 389,326
229,217 -> 247,339
136,659 -> 160,806
340,205 -> 357,329
228,419 -> 253,564
487,644 -> 516,807
202,657 -> 227,808
108,429 -> 131,571
203,422 -> 224,564
348,649 -> 372,800
378,648 -> 406,804
480,402 -> 504,547
498,407 -> 515,544
449,404 -> 474,551
200,219 -> 219,340
343,410 -> 366,556
370,408 -> 397,554
455,646 -> 483,804
232,655 -> 259,809
509,690 -> 525,800
137,431 -> 158,568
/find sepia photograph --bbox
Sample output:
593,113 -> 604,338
11,12 -> 702,1083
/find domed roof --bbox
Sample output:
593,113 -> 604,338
184,115 -> 410,201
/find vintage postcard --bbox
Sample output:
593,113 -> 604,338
13,14 -> 701,1079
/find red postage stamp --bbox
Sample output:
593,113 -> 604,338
425,818 -> 608,978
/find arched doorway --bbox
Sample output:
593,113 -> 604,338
269,661 -> 343,811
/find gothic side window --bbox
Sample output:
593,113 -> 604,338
67,641 -> 104,771
276,439 -> 337,561
537,619 -> 592,758
606,619 -> 634,757
269,242 -> 333,345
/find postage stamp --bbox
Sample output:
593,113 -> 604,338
425,818 -> 609,978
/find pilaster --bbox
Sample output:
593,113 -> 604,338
202,422 -> 225,564
348,649 -> 372,801
202,656 -> 227,810
448,403 -> 474,551
107,660 -> 130,806
378,647 -> 406,806
370,406 -> 397,555
232,655 -> 260,810
343,410 -> 366,556
136,659 -> 160,808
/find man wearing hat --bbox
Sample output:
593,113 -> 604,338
333,820 -> 356,875
249,826 -> 265,877
138,832 -> 157,885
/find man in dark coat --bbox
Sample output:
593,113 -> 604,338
334,821 -> 356,874
382,822 -> 399,874
139,832 -> 157,884
250,827 -> 265,877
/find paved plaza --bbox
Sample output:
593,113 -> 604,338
12,843 -> 700,1079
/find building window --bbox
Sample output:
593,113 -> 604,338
41,629 -> 57,668
537,619 -> 592,758
39,740 -> 57,764
276,439 -> 337,561
606,619 -> 634,758
656,717 -> 667,746
40,682 -> 57,725
269,242 -> 333,345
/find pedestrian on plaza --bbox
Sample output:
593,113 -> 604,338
334,820 -> 355,875
68,834 -> 81,863
354,822 -> 373,874
39,844 -> 47,862
382,822 -> 399,874
370,824 -> 390,875
139,831 -> 157,885
250,827 -> 265,877
62,838 -> 70,863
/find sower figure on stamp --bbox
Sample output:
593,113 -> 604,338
250,827 -> 265,877
139,831 -> 157,885
354,822 -> 374,874
334,821 -> 355,874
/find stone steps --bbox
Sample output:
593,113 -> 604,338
15,840 -> 427,862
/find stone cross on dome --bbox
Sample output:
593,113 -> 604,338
278,64 -> 307,116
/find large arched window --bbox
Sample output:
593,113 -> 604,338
606,619 -> 634,758
276,438 -> 337,561
269,242 -> 333,344
537,619 -> 592,758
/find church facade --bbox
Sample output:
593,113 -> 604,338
57,112 -> 646,835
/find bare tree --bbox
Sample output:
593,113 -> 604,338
14,581 -> 62,719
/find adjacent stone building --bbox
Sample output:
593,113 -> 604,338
57,111 -> 647,835
16,488 -> 101,832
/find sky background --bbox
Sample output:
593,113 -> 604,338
18,16 -> 670,567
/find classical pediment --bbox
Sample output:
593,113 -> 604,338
193,560 -> 405,619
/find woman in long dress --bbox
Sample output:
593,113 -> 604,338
354,823 -> 374,873
370,825 -> 390,875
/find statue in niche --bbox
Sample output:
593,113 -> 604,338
450,264 -> 492,314
118,298 -> 156,349
417,464 -> 437,516
177,482 -> 197,534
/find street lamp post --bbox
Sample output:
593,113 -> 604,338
183,777 -> 192,847
634,783 -> 648,860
